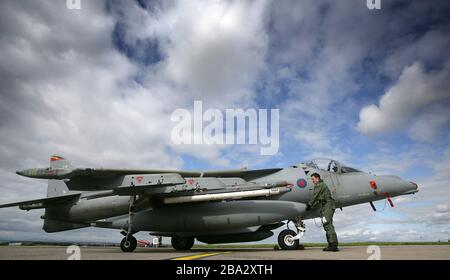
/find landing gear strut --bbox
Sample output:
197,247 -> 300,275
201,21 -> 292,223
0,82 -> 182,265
121,186 -> 138,252
277,218 -> 305,250
171,236 -> 195,251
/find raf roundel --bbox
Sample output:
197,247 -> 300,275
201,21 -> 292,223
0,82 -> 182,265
296,178 -> 307,188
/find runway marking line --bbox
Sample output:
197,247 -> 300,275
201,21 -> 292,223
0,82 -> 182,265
172,251 -> 231,260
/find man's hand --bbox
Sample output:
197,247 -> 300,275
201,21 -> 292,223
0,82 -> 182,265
306,204 -> 311,211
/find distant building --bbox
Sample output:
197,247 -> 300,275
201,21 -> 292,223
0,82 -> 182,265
152,236 -> 162,247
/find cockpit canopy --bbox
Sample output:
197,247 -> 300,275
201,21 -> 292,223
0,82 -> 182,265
300,158 -> 362,174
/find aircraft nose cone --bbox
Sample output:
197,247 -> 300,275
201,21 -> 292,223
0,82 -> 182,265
407,181 -> 419,194
377,176 -> 418,196
396,180 -> 415,195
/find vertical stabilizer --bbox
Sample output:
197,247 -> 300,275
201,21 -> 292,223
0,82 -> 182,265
43,155 -> 87,232
47,155 -> 71,198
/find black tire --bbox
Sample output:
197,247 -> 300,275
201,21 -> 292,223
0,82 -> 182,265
278,229 -> 300,250
120,236 -> 137,252
171,236 -> 195,251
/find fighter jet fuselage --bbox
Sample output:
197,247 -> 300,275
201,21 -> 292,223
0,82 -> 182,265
1,157 -> 418,251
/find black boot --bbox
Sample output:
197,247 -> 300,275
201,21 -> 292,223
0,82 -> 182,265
323,244 -> 339,252
327,243 -> 339,252
330,234 -> 339,251
323,234 -> 331,251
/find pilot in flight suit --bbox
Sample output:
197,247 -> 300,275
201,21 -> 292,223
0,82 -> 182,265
306,173 -> 339,252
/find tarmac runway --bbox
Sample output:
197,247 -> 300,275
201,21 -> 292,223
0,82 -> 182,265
1,245 -> 449,260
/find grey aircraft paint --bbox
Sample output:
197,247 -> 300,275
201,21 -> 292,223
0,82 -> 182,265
0,156 -> 418,251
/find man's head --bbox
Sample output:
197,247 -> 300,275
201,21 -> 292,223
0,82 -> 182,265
311,173 -> 321,184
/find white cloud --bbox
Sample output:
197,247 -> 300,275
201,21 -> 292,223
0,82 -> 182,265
0,0 -> 179,169
110,0 -> 270,108
358,62 -> 450,139
161,0 -> 269,104
295,130 -> 330,150
392,196 -> 415,204
266,1 -> 387,161
362,146 -> 430,175
382,30 -> 450,79
409,109 -> 450,142
436,205 -> 449,213
103,0 -> 272,163
0,0 -> 274,170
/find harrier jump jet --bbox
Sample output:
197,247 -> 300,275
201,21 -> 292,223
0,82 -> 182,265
0,156 -> 418,251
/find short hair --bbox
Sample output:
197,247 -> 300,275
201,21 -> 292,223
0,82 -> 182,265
311,173 -> 321,179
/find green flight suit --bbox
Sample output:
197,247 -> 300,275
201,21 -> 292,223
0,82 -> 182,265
307,180 -> 338,246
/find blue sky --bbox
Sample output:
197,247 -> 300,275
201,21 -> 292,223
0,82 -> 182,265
0,0 -> 449,244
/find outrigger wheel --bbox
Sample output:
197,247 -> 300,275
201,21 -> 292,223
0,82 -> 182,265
171,236 -> 195,251
120,236 -> 137,252
278,229 -> 300,250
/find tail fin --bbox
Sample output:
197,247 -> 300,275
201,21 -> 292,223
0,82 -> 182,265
47,155 -> 72,198
44,155 -> 88,232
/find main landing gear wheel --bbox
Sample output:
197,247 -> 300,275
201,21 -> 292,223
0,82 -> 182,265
278,229 -> 300,250
120,236 -> 137,252
171,236 -> 195,251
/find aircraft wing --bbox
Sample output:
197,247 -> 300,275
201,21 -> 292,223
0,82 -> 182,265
73,168 -> 282,180
68,168 -> 202,178
67,170 -> 292,199
0,193 -> 80,210
17,166 -> 284,191
18,167 -> 283,181
202,168 -> 283,180
67,167 -> 283,181
82,178 -> 293,206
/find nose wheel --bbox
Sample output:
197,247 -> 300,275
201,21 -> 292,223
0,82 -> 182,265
120,236 -> 137,252
278,229 -> 300,250
277,218 -> 305,250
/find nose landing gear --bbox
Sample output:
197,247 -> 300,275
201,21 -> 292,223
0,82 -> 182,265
277,218 -> 305,250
